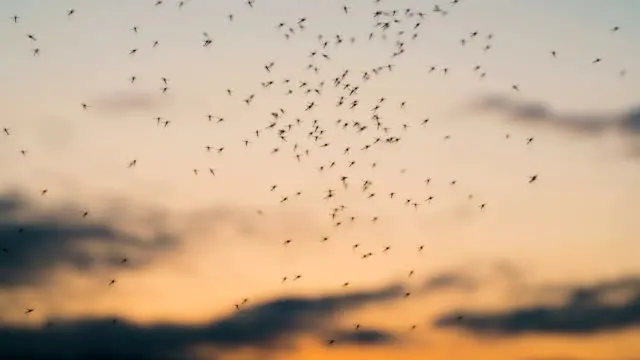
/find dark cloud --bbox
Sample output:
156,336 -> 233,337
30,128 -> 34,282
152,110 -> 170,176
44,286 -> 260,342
0,284 -> 405,360
473,95 -> 640,136
0,193 -> 21,215
92,91 -> 165,115
0,192 -> 176,287
326,328 -> 398,346
620,106 -> 640,134
434,275 -> 640,336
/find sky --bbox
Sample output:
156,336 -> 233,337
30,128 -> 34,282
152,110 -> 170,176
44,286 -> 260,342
0,0 -> 639,359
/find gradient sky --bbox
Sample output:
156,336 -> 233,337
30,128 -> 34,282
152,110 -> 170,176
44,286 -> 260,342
1,1 -> 639,359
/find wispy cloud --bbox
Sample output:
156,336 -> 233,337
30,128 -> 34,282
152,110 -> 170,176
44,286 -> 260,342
420,260 -> 524,294
471,94 -> 640,137
434,274 -> 640,336
421,271 -> 479,292
91,91 -> 166,115
0,284 -> 405,359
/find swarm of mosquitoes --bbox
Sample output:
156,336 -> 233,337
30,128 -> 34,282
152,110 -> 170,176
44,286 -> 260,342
2,0 -> 627,346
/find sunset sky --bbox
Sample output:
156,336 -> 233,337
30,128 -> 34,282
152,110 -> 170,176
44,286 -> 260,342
1,0 -> 639,359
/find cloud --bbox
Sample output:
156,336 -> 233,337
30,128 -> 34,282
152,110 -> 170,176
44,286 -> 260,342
434,275 -> 640,336
0,284 -> 405,360
0,193 -> 21,215
420,260 -> 524,294
0,192 -> 177,287
326,328 -> 398,346
422,272 -> 478,292
472,95 -> 640,137
91,91 -> 165,115
620,107 -> 640,134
